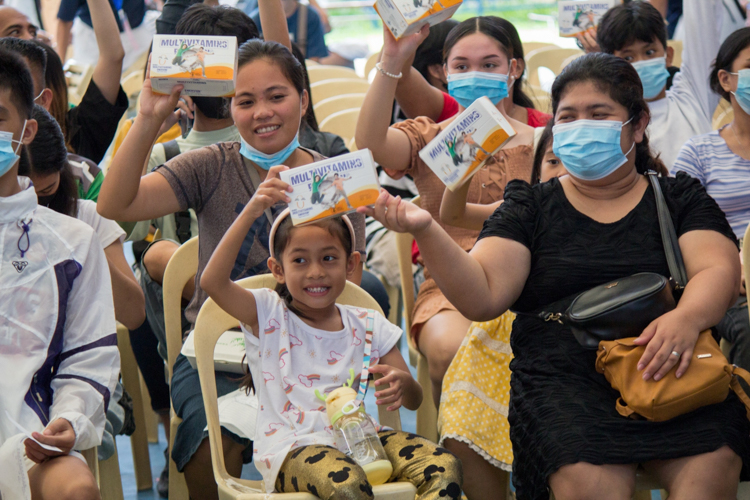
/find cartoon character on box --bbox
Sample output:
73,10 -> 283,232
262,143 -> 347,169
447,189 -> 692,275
572,7 -> 596,32
310,173 -> 330,205
172,41 -> 214,78
445,137 -> 463,167
457,129 -> 489,161
329,173 -> 353,211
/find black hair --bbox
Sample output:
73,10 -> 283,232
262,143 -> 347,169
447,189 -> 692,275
271,215 -> 353,317
531,120 -> 553,185
175,4 -> 259,42
551,53 -> 668,176
443,16 -> 535,109
238,39 -> 306,101
0,47 -> 34,120
711,27 -> 750,102
597,1 -> 667,55
290,42 -> 320,132
33,41 -> 70,149
0,38 -> 47,88
413,18 -> 458,81
18,105 -> 78,217
176,4 -> 259,119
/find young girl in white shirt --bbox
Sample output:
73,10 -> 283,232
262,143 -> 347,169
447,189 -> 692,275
201,165 -> 463,498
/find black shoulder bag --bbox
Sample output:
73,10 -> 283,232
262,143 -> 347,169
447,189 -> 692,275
535,171 -> 688,349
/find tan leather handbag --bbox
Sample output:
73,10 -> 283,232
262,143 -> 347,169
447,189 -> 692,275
596,330 -> 750,422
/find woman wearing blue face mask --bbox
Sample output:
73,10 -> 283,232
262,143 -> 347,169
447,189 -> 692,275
356,17 -> 536,498
362,52 -> 750,500
673,27 -> 750,398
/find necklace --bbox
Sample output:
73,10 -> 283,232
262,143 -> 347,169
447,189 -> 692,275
730,123 -> 750,160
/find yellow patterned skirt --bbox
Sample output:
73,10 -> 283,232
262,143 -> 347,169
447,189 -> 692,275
437,311 -> 515,471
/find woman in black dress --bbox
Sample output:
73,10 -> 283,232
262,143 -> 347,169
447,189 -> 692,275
360,53 -> 750,500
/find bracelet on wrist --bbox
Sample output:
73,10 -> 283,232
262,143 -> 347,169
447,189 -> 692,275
375,62 -> 403,80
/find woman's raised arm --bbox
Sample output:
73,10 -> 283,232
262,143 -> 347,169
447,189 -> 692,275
355,27 -> 429,172
360,189 -> 530,320
97,77 -> 184,222
257,0 -> 292,51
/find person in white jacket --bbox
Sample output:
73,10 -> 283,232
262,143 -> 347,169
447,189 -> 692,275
596,0 -> 723,170
0,47 -> 119,500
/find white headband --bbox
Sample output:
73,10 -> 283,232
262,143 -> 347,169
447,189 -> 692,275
268,208 -> 357,259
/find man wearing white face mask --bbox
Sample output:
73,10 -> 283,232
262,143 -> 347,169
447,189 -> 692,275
0,47 -> 120,500
597,0 -> 723,170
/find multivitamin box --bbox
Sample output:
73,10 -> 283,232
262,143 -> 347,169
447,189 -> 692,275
150,34 -> 238,97
374,0 -> 462,40
279,150 -> 381,226
419,96 -> 516,191
558,0 -> 616,38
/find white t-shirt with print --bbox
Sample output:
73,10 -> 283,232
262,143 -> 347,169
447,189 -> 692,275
241,288 -> 402,493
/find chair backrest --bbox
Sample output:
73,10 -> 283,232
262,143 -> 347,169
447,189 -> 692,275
307,65 -> 361,84
313,93 -> 367,123
319,108 -> 360,144
533,95 -> 552,115
522,41 -> 557,55
65,63 -> 95,106
163,236 -> 199,382
364,51 -> 380,81
668,39 -> 683,68
194,277 -> 400,495
559,53 -> 582,72
121,70 -> 144,100
310,78 -> 371,105
525,47 -> 584,87
347,136 -> 358,152
394,196 -> 420,343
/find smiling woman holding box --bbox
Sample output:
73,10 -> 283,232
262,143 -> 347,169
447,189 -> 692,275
97,12 -> 367,500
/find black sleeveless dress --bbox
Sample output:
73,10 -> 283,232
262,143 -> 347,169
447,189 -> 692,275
477,173 -> 750,500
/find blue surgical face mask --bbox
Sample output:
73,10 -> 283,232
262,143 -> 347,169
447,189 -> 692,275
552,119 -> 635,181
731,69 -> 750,115
447,70 -> 513,108
632,57 -> 670,100
0,121 -> 27,178
240,133 -> 300,170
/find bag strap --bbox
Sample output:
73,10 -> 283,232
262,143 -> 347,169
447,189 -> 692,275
162,140 -> 181,162
615,398 -> 637,419
355,309 -> 376,401
646,171 -> 688,291
728,365 -> 750,419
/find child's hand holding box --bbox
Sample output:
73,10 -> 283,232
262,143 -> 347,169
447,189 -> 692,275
279,150 -> 381,226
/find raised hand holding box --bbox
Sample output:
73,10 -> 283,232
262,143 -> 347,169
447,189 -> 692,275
419,96 -> 516,191
150,35 -> 238,97
374,0 -> 462,39
558,0 -> 617,38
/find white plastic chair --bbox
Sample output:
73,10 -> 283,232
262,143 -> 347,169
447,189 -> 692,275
194,275 -> 416,499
